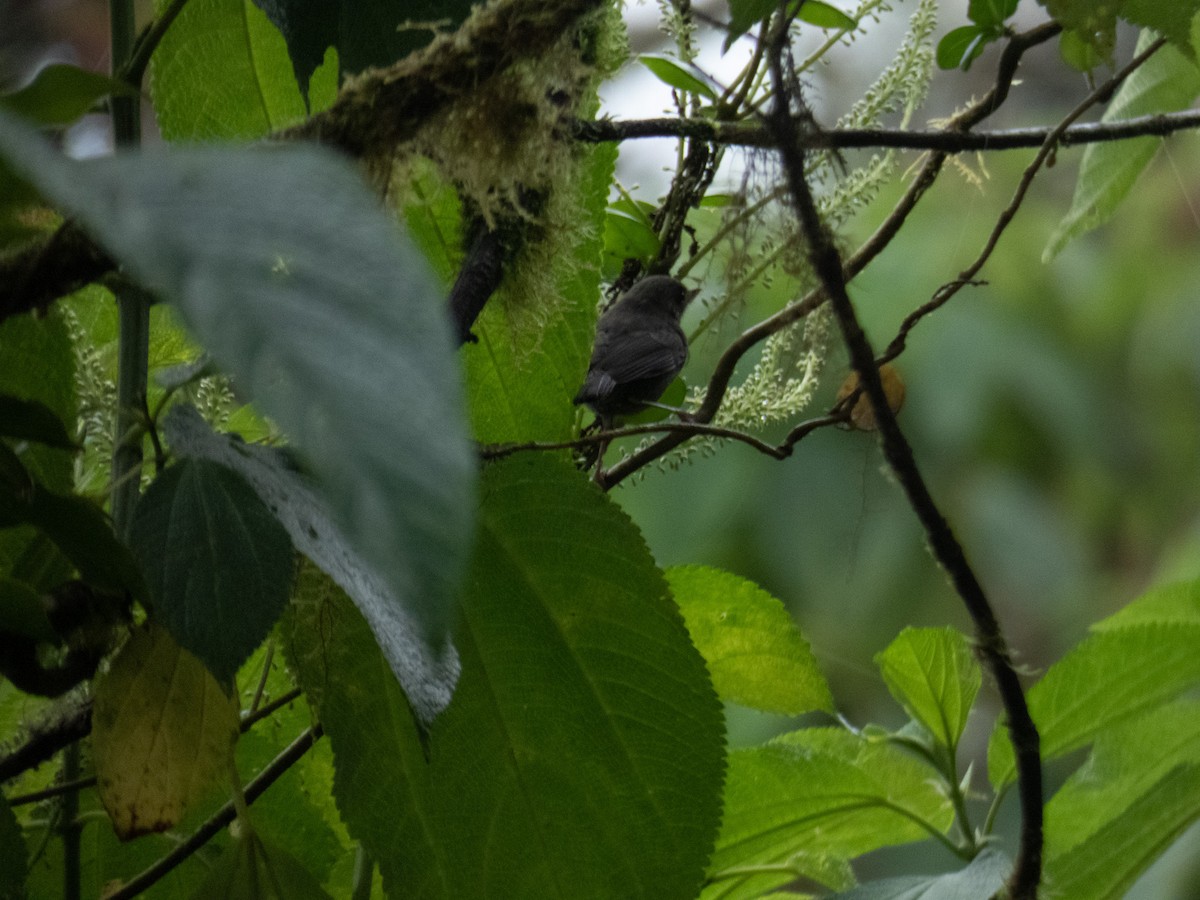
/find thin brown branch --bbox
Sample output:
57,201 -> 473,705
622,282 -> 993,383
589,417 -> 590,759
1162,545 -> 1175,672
482,418 -> 799,462
0,699 -> 92,785
762,15 -> 1044,900
105,724 -> 323,900
880,35 -> 1168,367
597,22 -> 1061,489
576,106 -> 1200,151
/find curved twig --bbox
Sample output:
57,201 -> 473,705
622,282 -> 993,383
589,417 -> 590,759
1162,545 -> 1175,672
761,14 -> 1047,900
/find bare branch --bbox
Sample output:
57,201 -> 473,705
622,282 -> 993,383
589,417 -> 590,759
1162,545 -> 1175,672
105,725 -> 324,900
880,35 -> 1168,367
762,14 -> 1046,900
576,107 -> 1200,152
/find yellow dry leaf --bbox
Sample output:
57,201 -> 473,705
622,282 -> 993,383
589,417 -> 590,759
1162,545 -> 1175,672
92,622 -> 239,839
836,363 -> 906,431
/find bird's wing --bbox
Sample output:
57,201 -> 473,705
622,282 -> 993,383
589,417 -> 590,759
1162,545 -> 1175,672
589,326 -> 687,385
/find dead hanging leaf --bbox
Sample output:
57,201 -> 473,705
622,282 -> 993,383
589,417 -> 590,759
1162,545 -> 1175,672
92,622 -> 239,839
836,363 -> 906,431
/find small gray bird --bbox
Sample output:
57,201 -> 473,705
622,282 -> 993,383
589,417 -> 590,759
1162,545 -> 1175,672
573,275 -> 692,428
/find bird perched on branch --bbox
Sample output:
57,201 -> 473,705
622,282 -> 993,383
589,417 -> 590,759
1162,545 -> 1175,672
573,275 -> 693,430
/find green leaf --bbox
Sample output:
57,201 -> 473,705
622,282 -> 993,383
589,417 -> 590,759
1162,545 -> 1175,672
0,63 -> 136,128
0,481 -> 143,596
1045,33 -> 1200,258
151,0 -> 339,141
1057,26 -> 1111,71
667,564 -> 834,715
0,309 -> 76,493
463,144 -> 615,444
0,394 -> 78,449
640,55 -> 717,99
1045,701 -> 1200,881
968,0 -> 1019,27
603,208 -> 662,279
0,794 -> 25,900
936,25 -> 989,71
826,848 -> 1010,899
286,455 -> 725,900
128,458 -> 294,683
164,404 -> 459,723
249,0 -> 474,102
192,830 -> 334,900
989,622 -> 1200,787
0,112 -> 477,646
1121,0 -> 1200,58
92,623 -> 240,839
875,627 -> 980,754
795,1 -> 856,31
1091,577 -> 1200,630
706,728 -> 954,898
725,0 -> 777,51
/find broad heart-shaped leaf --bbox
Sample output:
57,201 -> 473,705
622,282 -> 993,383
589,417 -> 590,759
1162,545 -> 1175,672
0,112 -> 477,647
1042,700 -> 1200,898
1044,31 -> 1200,259
164,404 -> 460,723
666,564 -> 833,715
704,728 -> 954,899
250,0 -> 474,104
1047,764 -> 1200,900
875,627 -> 980,755
151,0 -> 338,141
284,455 -> 725,900
826,848 -> 1010,899
192,830 -> 333,900
128,458 -> 294,683
92,623 -> 239,839
989,577 -> 1200,787
461,143 -> 615,443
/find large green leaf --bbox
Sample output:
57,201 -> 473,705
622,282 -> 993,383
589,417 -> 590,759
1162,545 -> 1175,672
1044,700 -> 1200,893
989,578 -> 1200,786
150,0 -> 338,141
1044,31 -> 1200,259
165,404 -> 460,722
128,458 -> 295,683
667,564 -> 834,715
0,112 -> 477,649
705,729 -> 954,899
461,144 -> 615,444
249,0 -> 474,103
875,627 -> 980,755
285,455 -> 725,900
